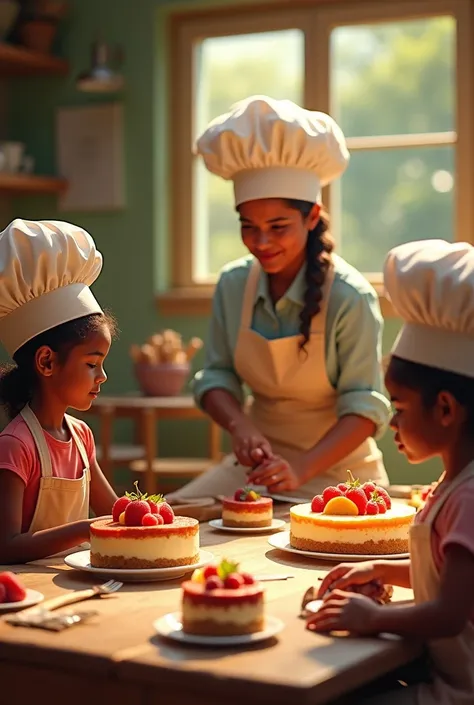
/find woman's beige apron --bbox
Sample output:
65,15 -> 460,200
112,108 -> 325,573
21,404 -> 90,532
175,259 -> 387,501
361,463 -> 474,705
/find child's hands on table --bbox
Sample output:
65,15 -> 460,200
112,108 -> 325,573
317,561 -> 385,599
306,589 -> 381,635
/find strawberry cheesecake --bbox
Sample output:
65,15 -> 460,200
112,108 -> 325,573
290,471 -> 416,555
182,559 -> 265,636
222,487 -> 273,528
90,483 -> 200,569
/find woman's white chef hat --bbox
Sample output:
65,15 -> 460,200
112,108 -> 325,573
384,239 -> 474,377
0,219 -> 103,357
195,95 -> 349,206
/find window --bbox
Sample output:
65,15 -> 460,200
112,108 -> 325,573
165,0 -> 472,313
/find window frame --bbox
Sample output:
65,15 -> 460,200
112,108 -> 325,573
161,0 -> 473,316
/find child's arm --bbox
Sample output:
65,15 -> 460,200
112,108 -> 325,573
317,558 -> 411,598
0,470 -> 100,564
370,543 -> 474,639
89,458 -> 117,516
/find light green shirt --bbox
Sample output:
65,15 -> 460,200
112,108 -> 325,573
192,254 -> 391,437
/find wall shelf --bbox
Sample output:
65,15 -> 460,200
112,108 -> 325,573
0,173 -> 68,195
0,42 -> 68,76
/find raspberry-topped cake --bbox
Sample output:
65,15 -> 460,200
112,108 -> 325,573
290,471 -> 416,555
222,487 -> 273,528
182,559 -> 265,636
90,483 -> 199,569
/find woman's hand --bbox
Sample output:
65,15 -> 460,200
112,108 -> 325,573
230,418 -> 273,467
317,561 -> 385,599
247,455 -> 307,492
306,590 -> 381,635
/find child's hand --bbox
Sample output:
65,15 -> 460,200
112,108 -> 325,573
317,561 -> 384,598
306,589 -> 381,635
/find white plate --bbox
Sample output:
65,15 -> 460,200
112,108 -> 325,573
64,550 -> 214,582
154,611 -> 284,646
268,531 -> 410,562
0,588 -> 44,613
209,519 -> 286,534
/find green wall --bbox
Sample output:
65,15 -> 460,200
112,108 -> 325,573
7,0 -> 442,486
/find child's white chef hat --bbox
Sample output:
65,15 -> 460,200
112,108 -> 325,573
0,219 -> 103,357
384,239 -> 474,377
195,95 -> 349,207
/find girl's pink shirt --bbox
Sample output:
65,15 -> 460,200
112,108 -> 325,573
0,414 -> 96,532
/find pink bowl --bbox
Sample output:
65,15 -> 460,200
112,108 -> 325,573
134,362 -> 190,397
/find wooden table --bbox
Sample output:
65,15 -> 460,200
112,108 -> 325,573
0,512 -> 420,705
83,395 -> 222,494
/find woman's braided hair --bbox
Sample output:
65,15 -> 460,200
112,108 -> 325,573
286,200 -> 334,352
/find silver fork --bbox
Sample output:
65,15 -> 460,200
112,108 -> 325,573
18,579 -> 123,617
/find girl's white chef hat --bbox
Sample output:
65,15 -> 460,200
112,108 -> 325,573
0,219 -> 103,357
195,95 -> 349,206
384,239 -> 474,377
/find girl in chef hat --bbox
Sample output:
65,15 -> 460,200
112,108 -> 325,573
0,219 -> 118,563
169,95 -> 391,503
309,239 -> 474,704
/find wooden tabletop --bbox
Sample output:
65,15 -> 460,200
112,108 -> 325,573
0,512 -> 420,705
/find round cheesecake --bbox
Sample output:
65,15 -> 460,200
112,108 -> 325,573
90,516 -> 200,569
222,496 -> 273,528
290,502 -> 416,555
182,580 -> 265,635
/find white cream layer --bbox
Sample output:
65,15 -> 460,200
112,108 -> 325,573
90,535 -> 199,560
290,503 -> 415,545
222,509 -> 272,523
182,603 -> 263,624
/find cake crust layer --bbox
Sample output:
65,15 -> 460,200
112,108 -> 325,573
223,517 -> 272,528
182,617 -> 264,636
91,552 -> 200,569
289,535 -> 408,555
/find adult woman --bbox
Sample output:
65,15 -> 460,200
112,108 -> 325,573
172,96 -> 391,501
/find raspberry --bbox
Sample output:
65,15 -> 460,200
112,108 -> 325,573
124,500 -> 151,526
322,486 -> 342,504
157,502 -> 175,524
0,572 -> 26,602
241,572 -> 255,585
375,487 -> 392,510
224,573 -> 244,589
234,488 -> 245,501
366,500 -> 379,515
362,481 -> 376,500
205,576 -> 224,590
112,496 -> 131,522
0,584 -> 6,603
311,495 -> 325,513
203,564 -> 218,579
337,483 -> 348,494
141,512 -> 159,526
346,487 -> 368,515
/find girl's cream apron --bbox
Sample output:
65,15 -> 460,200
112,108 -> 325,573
174,259 -> 387,501
21,404 -> 90,532
362,463 -> 474,705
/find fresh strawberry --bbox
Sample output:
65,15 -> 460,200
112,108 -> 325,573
234,488 -> 245,500
377,500 -> 387,514
370,490 -> 388,514
322,486 -> 342,504
141,512 -> 159,526
124,500 -> 151,527
155,513 -> 164,525
375,486 -> 392,510
362,481 -> 376,500
0,572 -> 26,602
147,500 -> 159,514
158,502 -> 175,524
0,584 -> 6,603
345,487 -> 368,515
112,496 -> 131,522
205,576 -> 224,590
203,564 -> 218,579
241,572 -> 255,585
311,495 -> 325,513
224,573 -> 244,589
366,500 -> 379,515
337,483 -> 348,494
